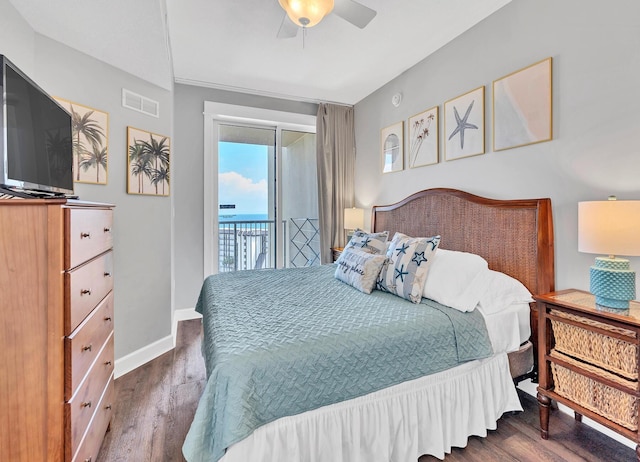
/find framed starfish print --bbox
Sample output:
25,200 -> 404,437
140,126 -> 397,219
444,86 -> 485,161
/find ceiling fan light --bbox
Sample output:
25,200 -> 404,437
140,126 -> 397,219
278,0 -> 334,28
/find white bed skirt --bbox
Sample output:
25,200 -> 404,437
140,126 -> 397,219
219,352 -> 522,462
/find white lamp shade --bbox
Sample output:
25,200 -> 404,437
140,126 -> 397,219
578,200 -> 640,257
344,207 -> 364,230
278,0 -> 334,27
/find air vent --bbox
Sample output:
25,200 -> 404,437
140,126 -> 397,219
122,89 -> 159,118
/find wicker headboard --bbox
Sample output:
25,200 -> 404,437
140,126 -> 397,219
371,188 -> 555,297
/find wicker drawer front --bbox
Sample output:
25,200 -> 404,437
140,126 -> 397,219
551,360 -> 638,431
550,311 -> 638,380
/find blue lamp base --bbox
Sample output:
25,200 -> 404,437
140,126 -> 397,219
589,257 -> 636,309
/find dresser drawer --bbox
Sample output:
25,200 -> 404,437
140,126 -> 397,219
66,208 -> 113,270
65,251 -> 114,335
65,292 -> 114,399
66,334 -> 114,460
70,377 -> 114,462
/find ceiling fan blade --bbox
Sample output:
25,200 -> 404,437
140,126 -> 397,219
332,0 -> 377,29
277,13 -> 299,38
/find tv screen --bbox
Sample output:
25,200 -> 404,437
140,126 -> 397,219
0,55 -> 73,195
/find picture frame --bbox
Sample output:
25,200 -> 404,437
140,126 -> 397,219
55,97 -> 109,185
493,57 -> 552,152
127,126 -> 170,196
444,86 -> 485,161
408,106 -> 439,168
381,121 -> 404,173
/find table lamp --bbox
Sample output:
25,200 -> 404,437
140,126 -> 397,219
578,197 -> 640,309
344,207 -> 364,242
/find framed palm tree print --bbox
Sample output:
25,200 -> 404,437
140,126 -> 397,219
55,98 -> 109,184
127,126 -> 170,196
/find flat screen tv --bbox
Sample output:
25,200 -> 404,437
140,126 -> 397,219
0,54 -> 73,196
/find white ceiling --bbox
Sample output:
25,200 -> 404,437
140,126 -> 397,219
10,0 -> 511,105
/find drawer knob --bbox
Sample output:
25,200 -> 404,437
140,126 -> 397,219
80,232 -> 91,239
105,404 -> 112,410
104,316 -> 112,322
85,458 -> 92,462
80,288 -> 92,296
105,360 -> 112,366
104,227 -> 111,233
82,344 -> 92,352
81,401 -> 92,408
104,272 -> 112,277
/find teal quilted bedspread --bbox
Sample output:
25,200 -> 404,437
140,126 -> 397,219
182,264 -> 493,462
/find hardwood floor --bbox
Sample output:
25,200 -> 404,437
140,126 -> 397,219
96,319 -> 205,462
97,319 -> 636,461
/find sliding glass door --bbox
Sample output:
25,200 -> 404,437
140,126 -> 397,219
206,115 -> 318,274
217,124 -> 276,272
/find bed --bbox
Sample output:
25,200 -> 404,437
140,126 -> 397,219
183,188 -> 555,462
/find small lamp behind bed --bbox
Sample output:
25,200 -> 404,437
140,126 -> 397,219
344,207 -> 364,242
578,197 -> 640,309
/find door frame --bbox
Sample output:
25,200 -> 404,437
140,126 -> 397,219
203,102 -> 316,278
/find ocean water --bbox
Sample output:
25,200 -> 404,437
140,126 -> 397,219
219,213 -> 269,222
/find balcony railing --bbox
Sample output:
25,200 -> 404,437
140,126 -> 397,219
218,218 -> 320,272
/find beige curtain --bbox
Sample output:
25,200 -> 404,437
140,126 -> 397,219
316,103 -> 356,264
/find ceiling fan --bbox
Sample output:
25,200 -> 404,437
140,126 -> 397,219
277,0 -> 377,38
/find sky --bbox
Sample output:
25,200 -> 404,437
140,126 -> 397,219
218,142 -> 269,215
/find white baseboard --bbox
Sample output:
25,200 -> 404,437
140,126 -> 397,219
114,333 -> 174,379
517,379 -> 636,450
172,307 -> 202,345
114,308 -> 202,379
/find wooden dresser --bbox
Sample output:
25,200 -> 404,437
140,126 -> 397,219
64,202 -> 115,462
0,199 -> 115,462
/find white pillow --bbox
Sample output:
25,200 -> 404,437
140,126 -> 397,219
377,233 -> 441,303
477,270 -> 533,315
422,248 -> 490,312
334,247 -> 387,294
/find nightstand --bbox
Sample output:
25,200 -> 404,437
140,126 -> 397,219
331,247 -> 344,262
536,289 -> 640,460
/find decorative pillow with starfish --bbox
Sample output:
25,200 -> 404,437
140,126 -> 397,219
376,232 -> 441,303
345,229 -> 389,255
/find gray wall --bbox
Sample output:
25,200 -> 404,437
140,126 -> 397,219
354,0 -> 640,295
172,83 -> 317,310
0,0 -> 34,74
1,0 -> 173,360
